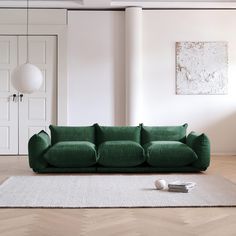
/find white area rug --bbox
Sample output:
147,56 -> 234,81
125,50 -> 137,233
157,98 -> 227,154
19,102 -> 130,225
0,175 -> 236,208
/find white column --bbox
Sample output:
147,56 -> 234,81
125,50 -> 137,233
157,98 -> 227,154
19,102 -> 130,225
125,7 -> 143,126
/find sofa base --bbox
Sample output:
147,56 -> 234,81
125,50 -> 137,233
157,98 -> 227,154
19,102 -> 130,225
34,167 -> 97,173
33,166 -> 203,173
96,166 -> 203,173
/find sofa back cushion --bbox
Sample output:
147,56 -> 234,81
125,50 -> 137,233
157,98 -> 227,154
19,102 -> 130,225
49,125 -> 95,145
95,124 -> 141,145
141,124 -> 188,145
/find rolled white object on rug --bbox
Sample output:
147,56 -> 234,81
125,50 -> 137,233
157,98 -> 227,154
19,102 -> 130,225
154,179 -> 168,190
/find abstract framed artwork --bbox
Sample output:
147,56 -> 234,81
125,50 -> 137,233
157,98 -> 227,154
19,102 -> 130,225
176,41 -> 228,95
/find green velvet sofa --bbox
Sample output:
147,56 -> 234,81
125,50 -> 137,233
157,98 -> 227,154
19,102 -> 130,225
28,124 -> 210,173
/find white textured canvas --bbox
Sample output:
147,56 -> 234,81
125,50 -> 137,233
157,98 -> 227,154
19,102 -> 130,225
0,175 -> 236,208
176,42 -> 228,95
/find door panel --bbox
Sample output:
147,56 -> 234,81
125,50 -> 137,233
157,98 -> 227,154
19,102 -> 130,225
0,36 -> 18,154
0,35 -> 57,155
18,36 -> 57,154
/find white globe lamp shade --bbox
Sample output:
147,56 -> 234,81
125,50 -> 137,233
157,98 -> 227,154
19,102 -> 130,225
11,63 -> 43,94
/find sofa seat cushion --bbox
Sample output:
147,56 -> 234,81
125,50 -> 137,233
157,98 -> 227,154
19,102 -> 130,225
44,141 -> 97,168
98,141 -> 145,167
144,141 -> 198,167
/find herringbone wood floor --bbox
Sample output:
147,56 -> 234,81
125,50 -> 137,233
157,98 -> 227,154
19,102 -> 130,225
0,156 -> 236,236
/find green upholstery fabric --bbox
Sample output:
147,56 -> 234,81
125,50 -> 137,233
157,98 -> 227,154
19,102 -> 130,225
186,132 -> 210,170
141,124 -> 188,145
28,130 -> 50,171
49,125 -> 95,145
145,141 -> 198,167
44,141 -> 97,168
28,127 -> 210,173
98,141 -> 145,167
95,124 -> 141,145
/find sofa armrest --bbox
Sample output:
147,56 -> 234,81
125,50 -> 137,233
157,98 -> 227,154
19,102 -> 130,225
28,130 -> 51,172
186,132 -> 210,170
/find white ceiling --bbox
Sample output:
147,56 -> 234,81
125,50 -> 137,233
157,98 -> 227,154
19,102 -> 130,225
1,0 -> 236,9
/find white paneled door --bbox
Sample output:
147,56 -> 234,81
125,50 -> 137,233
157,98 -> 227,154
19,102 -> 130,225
0,35 -> 57,155
0,36 -> 18,154
18,36 -> 57,154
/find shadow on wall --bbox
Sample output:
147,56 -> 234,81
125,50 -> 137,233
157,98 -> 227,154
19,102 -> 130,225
202,112 -> 236,154
112,13 -> 126,126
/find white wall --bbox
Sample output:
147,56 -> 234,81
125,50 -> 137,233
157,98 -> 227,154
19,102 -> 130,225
67,10 -> 236,154
67,11 -> 125,126
143,10 -> 236,154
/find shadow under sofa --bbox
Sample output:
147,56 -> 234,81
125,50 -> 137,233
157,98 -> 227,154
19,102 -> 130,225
28,124 -> 210,173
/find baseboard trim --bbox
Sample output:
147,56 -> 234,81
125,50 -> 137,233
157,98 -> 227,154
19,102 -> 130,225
211,153 -> 236,156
